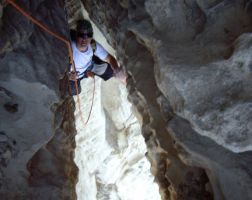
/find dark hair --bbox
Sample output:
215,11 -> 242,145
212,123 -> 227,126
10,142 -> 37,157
76,19 -> 93,33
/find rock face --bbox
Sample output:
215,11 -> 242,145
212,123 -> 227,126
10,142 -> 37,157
1,0 -> 252,200
73,78 -> 161,200
0,0 -> 77,199
82,0 -> 252,200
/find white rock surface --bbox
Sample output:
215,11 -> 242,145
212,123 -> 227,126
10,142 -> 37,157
74,77 -> 161,200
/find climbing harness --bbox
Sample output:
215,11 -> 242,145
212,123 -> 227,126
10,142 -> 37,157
5,0 -> 95,126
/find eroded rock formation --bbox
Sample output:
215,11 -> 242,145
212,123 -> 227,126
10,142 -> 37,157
0,0 -> 252,200
0,0 -> 77,199
73,78 -> 161,200
83,0 -> 252,200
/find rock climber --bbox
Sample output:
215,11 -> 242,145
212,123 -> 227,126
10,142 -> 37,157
68,19 -> 126,96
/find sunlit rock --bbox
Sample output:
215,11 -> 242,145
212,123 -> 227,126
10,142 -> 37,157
74,78 -> 161,200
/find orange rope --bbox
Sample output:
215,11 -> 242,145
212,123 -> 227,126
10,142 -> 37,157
86,78 -> 95,124
6,0 -> 95,126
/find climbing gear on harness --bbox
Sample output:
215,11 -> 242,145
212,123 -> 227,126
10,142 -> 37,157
6,0 -> 95,126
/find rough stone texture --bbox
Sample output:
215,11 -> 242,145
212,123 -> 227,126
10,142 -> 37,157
1,0 -> 252,200
82,0 -> 252,200
65,0 -> 83,27
73,78 -> 161,200
65,2 -> 162,200
0,0 -> 77,199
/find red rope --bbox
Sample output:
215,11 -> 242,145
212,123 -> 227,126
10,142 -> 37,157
6,0 -> 95,126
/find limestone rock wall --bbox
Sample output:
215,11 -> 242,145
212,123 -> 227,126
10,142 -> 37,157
0,0 -> 77,199
82,0 -> 252,200
73,78 -> 161,200
1,0 -> 252,200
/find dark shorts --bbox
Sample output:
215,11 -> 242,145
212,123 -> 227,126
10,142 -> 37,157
69,62 -> 114,96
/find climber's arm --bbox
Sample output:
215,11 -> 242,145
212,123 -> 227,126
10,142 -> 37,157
104,54 -> 120,72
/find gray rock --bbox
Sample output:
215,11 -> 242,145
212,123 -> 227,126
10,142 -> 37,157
82,0 -> 252,199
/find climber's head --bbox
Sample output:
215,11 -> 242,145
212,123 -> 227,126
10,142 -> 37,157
76,19 -> 93,39
76,19 -> 93,51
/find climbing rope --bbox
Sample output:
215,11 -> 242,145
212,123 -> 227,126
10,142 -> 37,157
5,0 -> 95,126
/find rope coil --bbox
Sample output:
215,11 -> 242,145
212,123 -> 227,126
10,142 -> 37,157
6,0 -> 95,126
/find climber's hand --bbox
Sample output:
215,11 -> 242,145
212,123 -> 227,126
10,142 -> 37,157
114,67 -> 127,85
86,71 -> 95,78
69,71 -> 77,81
